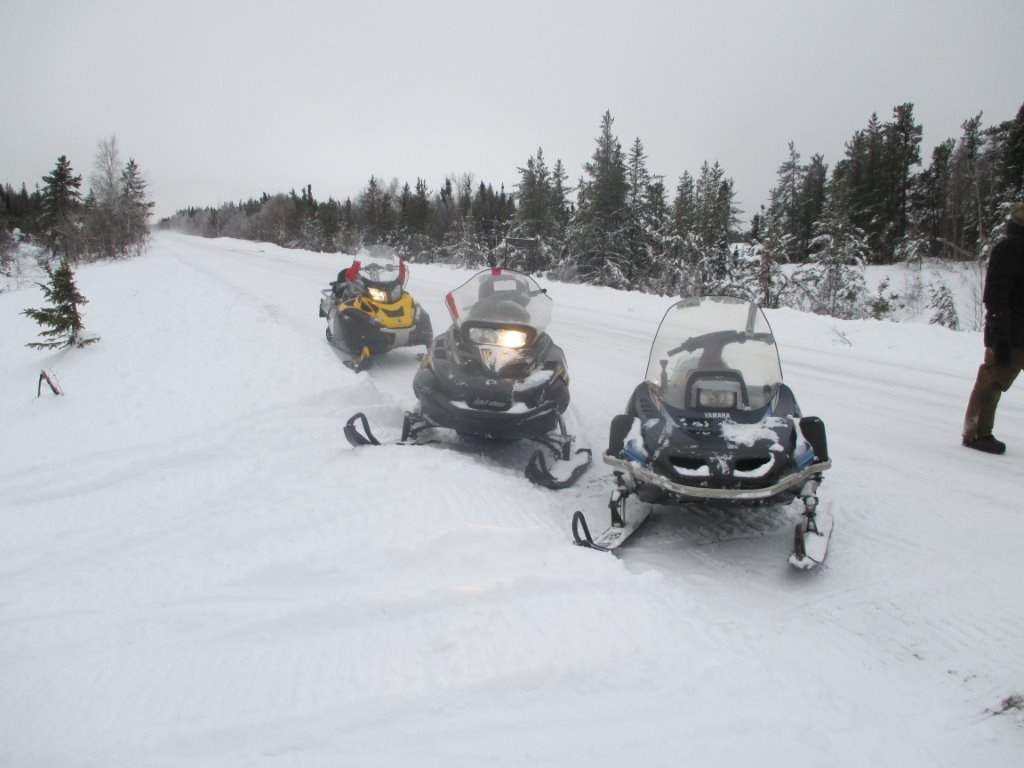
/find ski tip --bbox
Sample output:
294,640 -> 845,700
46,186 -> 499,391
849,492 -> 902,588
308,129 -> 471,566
571,510 -> 608,551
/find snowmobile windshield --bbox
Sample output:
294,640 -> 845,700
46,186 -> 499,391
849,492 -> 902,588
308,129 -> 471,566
647,296 -> 783,412
355,245 -> 404,286
445,269 -> 553,344
349,246 -> 407,303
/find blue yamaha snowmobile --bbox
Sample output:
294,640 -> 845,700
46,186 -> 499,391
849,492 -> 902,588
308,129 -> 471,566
571,295 -> 833,568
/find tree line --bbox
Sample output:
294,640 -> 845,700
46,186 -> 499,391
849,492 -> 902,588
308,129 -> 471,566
156,103 -> 1023,322
1,135 -> 154,267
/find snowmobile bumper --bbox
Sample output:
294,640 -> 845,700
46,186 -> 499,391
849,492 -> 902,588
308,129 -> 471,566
603,452 -> 831,502
417,391 -> 563,441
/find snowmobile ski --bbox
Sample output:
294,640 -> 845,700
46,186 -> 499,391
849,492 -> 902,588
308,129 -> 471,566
525,445 -> 592,490
571,503 -> 652,551
571,473 -> 652,551
789,485 -> 834,569
343,412 -> 382,447
789,510 -> 834,569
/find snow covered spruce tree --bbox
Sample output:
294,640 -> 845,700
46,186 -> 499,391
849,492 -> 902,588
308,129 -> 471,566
658,161 -> 742,297
565,111 -> 632,288
623,137 -> 668,289
22,257 -> 99,349
742,206 -> 790,309
828,105 -> 922,265
507,148 -> 567,273
792,208 -> 869,319
40,155 -> 84,264
765,142 -> 828,263
120,158 -> 153,257
928,281 -> 960,330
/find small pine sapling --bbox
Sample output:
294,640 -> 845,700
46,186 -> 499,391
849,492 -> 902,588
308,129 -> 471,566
22,258 -> 100,349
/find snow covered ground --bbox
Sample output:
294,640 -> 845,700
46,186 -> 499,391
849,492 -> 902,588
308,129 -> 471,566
1,231 -> 1022,767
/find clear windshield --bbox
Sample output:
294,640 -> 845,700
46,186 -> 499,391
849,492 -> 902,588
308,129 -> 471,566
446,269 -> 553,333
355,245 -> 403,285
647,296 -> 782,411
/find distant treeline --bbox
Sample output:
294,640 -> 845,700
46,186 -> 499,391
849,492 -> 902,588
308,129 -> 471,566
6,106 -> 1021,323
157,104 -> 1023,319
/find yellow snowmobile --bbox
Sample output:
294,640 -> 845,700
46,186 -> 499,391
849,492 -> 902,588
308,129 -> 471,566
319,245 -> 432,371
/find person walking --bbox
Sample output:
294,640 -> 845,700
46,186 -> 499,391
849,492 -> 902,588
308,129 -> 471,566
962,202 -> 1024,454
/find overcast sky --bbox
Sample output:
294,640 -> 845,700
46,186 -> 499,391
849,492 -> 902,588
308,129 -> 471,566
4,0 -> 1023,222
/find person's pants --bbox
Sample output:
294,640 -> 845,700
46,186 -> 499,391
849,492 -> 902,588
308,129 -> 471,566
963,347 -> 1024,440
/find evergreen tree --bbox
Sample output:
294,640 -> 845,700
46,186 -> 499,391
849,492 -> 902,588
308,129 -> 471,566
567,111 -> 631,287
911,139 -> 955,256
768,142 -> 802,261
22,258 -> 99,348
744,207 -> 790,308
830,105 -> 922,264
797,154 -> 829,258
513,149 -> 555,238
928,282 -> 959,329
40,155 -> 83,263
1000,102 -> 1024,201
623,137 -> 660,286
794,208 -> 869,319
120,158 -> 153,257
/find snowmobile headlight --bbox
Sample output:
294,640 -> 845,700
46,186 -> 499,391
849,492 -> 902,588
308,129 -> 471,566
468,327 -> 528,348
367,286 -> 389,303
697,387 -> 737,409
495,329 -> 528,348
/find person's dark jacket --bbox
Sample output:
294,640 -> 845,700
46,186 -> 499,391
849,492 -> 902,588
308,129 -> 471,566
983,219 -> 1024,360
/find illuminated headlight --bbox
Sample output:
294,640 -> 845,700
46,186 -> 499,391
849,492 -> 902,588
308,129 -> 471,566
468,327 -> 528,348
697,388 -> 737,409
368,286 -> 389,302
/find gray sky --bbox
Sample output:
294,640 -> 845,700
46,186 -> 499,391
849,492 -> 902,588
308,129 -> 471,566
4,0 -> 1023,222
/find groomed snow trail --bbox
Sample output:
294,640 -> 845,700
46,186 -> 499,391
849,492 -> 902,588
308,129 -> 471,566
0,232 -> 1020,767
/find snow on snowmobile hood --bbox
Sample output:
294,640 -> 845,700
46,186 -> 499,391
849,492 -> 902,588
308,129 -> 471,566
647,296 -> 783,412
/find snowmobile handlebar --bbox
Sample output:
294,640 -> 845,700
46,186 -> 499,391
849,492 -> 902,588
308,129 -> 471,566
666,329 -> 774,358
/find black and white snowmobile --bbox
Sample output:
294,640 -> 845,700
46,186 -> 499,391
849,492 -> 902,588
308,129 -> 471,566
570,295 -> 833,568
319,245 -> 432,372
344,268 -> 591,489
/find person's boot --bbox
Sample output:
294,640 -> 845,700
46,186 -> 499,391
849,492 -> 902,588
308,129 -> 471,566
962,434 -> 1007,455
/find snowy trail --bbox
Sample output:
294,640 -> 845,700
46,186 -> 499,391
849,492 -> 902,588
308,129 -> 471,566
1,233 -> 1021,767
